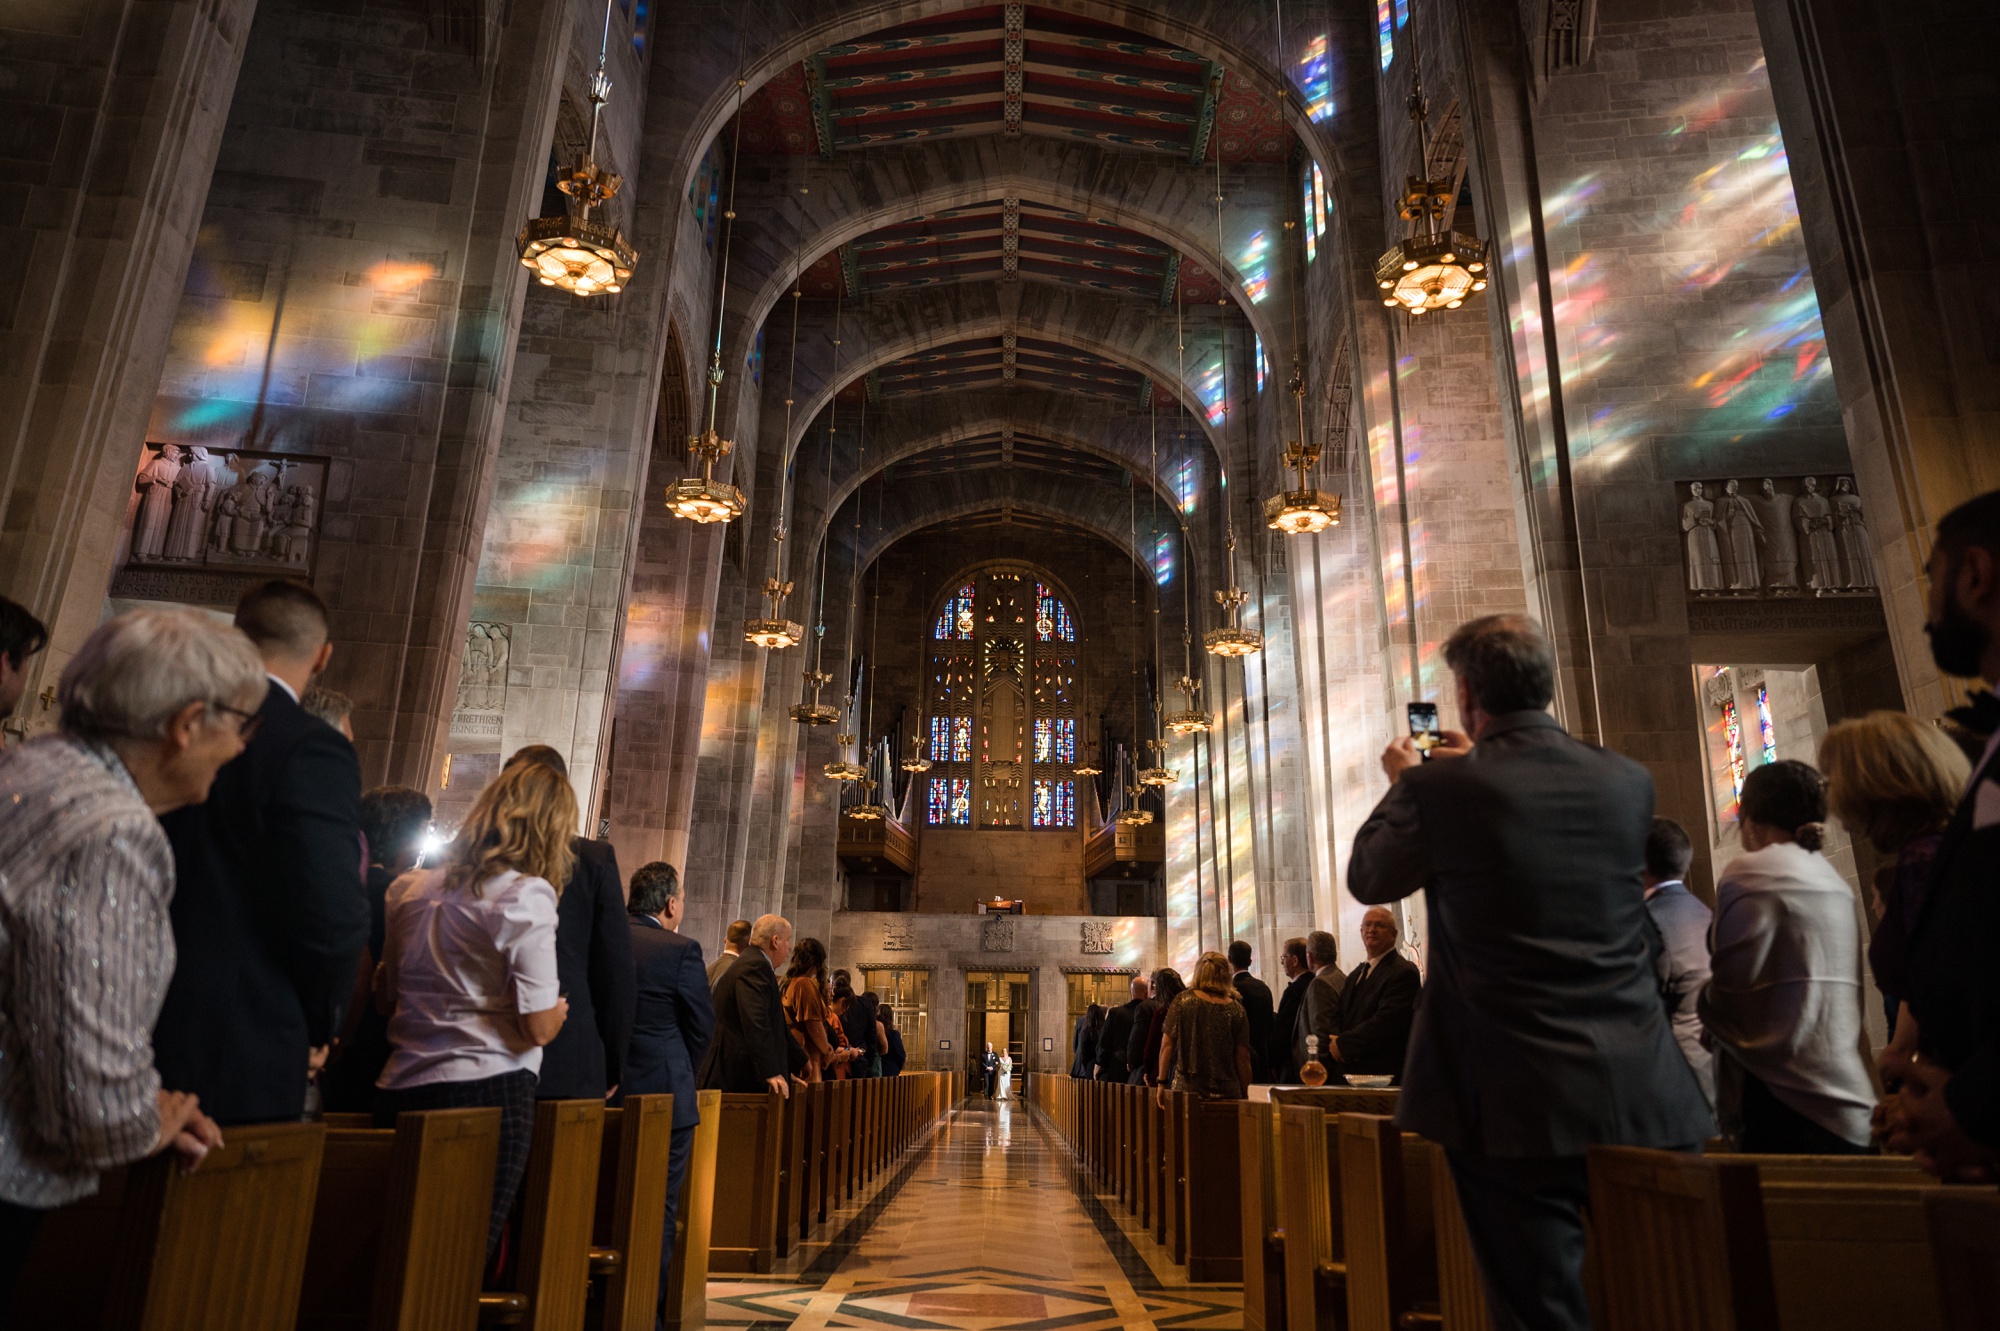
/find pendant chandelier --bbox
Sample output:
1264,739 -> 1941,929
1114,784 -> 1155,826
746,265 -> 808,646
1165,672 -> 1212,735
1137,738 -> 1177,788
847,777 -> 890,822
824,733 -> 868,783
1073,735 -> 1102,778
516,0 -> 636,296
1265,358 -> 1341,533
1375,61 -> 1488,315
745,578 -> 803,649
901,733 -> 933,774
791,666 -> 841,725
1204,532 -> 1264,657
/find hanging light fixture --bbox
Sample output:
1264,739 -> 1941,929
901,732 -> 933,774
1164,673 -> 1213,735
746,263 -> 809,646
1114,784 -> 1155,826
1073,733 -> 1102,778
791,667 -> 841,725
1265,357 -> 1342,533
847,777 -> 890,822
1137,739 -> 1177,788
1205,542 -> 1265,658
516,0 -> 636,296
1374,49 -> 1488,316
745,579 -> 804,649
824,733 -> 868,783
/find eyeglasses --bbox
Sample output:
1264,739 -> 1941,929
208,701 -> 262,742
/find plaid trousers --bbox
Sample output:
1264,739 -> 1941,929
374,1068 -> 538,1259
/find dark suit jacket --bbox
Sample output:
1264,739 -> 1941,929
1272,972 -> 1311,1080
625,915 -> 715,1129
1296,967 -> 1347,1074
1233,972 -> 1276,1081
1905,744 -> 2000,1148
1349,710 -> 1714,1156
155,681 -> 368,1125
700,949 -> 797,1092
1124,997 -> 1160,1082
1334,951 -> 1420,1078
534,837 -> 635,1100
1094,998 -> 1140,1081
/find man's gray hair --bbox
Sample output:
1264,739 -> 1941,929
1306,930 -> 1339,967
300,686 -> 352,727
60,609 -> 266,742
750,913 -> 791,948
1442,614 -> 1556,715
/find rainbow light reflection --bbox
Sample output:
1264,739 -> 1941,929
1376,0 -> 1394,69
1235,229 -> 1271,305
1298,35 -> 1333,122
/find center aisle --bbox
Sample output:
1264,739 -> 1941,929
707,1095 -> 1242,1331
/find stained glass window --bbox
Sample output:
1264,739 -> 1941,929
1032,779 -> 1075,828
928,777 -> 971,827
1313,163 -> 1327,237
1033,583 -> 1074,642
1755,684 -> 1778,767
934,585 -> 975,639
1722,697 -> 1746,802
930,715 -> 971,763
1033,717 -> 1075,765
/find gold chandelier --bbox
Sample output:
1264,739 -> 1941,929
745,578 -> 803,649
1073,736 -> 1102,777
901,732 -> 933,773
791,669 -> 841,725
846,777 -> 890,821
824,732 -> 868,783
1164,673 -> 1212,735
1137,740 -> 1177,788
1266,360 -> 1341,534
515,4 -> 636,297
1205,586 -> 1263,658
1375,82 -> 1488,316
668,428 -> 746,524
1114,784 -> 1155,826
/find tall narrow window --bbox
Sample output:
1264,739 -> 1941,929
1722,696 -> 1746,802
1755,684 -> 1778,767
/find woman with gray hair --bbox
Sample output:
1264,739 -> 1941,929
0,607 -> 261,1298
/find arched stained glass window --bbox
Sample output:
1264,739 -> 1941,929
1034,582 -> 1075,642
934,584 -> 975,640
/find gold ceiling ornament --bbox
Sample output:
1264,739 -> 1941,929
823,732 -> 868,784
1137,739 -> 1177,788
515,1 -> 635,296
900,732 -> 933,773
1375,76 -> 1488,316
1113,784 -> 1155,826
1205,585 -> 1264,658
846,777 -> 890,822
1265,359 -> 1342,534
790,668 -> 841,725
744,578 -> 803,649
1164,673 -> 1213,735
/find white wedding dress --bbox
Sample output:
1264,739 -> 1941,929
997,1054 -> 1013,1100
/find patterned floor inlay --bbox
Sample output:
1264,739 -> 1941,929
705,1099 -> 1242,1330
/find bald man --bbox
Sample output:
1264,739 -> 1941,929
700,914 -> 804,1096
1331,907 -> 1421,1081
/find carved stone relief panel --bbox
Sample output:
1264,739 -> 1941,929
882,920 -> 915,952
982,917 -> 1017,952
1678,475 -> 1875,600
450,622 -> 511,741
112,445 -> 329,605
1081,921 -> 1113,955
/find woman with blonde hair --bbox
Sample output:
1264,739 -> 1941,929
1157,952 -> 1253,1100
1819,710 -> 1969,1035
374,761 -> 573,1260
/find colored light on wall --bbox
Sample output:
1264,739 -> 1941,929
1255,337 -> 1269,393
1152,531 -> 1176,586
1235,229 -> 1271,304
1377,0 -> 1394,69
1302,174 -> 1317,263
1313,163 -> 1327,236
1298,35 -> 1334,123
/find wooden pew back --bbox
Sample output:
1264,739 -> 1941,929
1183,1095 -> 1244,1281
593,1095 -> 675,1331
1335,1115 -> 1437,1331
1761,1180 -> 1942,1331
1586,1146 -> 1778,1331
660,1091 -> 721,1331
1925,1188 -> 2000,1331
708,1092 -> 784,1274
497,1099 -> 606,1331
1240,1103 -> 1285,1331
1278,1105 -> 1340,1331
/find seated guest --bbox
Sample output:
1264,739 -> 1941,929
373,761 -> 572,1259
1819,710 -> 1967,1037
321,785 -> 432,1113
704,916 -> 804,1095
1700,761 -> 1875,1154
1293,931 -> 1346,1079
0,595 -> 49,744
1157,952 -> 1253,1100
155,579 -> 369,1126
709,918 -> 752,989
1331,908 -> 1420,1082
622,861 -> 713,1323
880,1005 -> 907,1078
1094,975 -> 1147,1082
1070,1003 -> 1103,1079
782,939 -> 849,1082
1641,818 -> 1713,1106
500,746 -> 632,1104
0,609 -> 247,1295
1271,938 -> 1311,1081
1883,489 -> 2000,1178
1350,614 -> 1712,1331
1136,967 -> 1185,1088
1229,941 -> 1276,1083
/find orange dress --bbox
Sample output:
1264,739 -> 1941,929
784,976 -> 833,1083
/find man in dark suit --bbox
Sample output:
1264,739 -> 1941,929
622,862 -> 715,1324
1270,938 -> 1311,1082
1642,818 -> 1713,1107
1331,908 -> 1420,1081
502,745 -> 635,1103
1886,490 -> 2000,1177
1350,614 -> 1713,1331
701,914 -> 802,1095
1094,974 -> 1148,1082
979,1043 -> 1000,1098
1293,931 -> 1346,1078
1228,941 -> 1276,1083
155,580 -> 370,1125
708,919 -> 751,989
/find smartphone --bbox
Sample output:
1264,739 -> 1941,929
1407,702 -> 1441,758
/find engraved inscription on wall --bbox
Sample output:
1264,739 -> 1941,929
882,921 -> 915,952
112,446 -> 329,603
1678,474 -> 1875,599
450,622 -> 511,741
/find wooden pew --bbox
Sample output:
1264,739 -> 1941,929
660,1090 -> 720,1331
1926,1187 -> 2000,1331
1335,1114 -> 1439,1331
14,1120 -> 328,1331
480,1099 -> 606,1331
1240,1102 -> 1286,1331
591,1095 -> 675,1331
708,1092 -> 785,1274
771,1088 -> 807,1259
298,1108 -> 500,1331
1267,1091 -> 1401,1331
1184,1094 -> 1244,1280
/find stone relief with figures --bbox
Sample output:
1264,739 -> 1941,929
449,622 -> 510,741
1080,921 -> 1113,954
125,445 -> 327,574
1679,474 -> 1874,598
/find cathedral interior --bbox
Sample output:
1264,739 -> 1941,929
6,0 -> 1995,1077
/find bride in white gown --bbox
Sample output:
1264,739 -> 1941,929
997,1051 -> 1014,1100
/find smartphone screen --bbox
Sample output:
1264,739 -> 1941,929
1407,702 -> 1441,757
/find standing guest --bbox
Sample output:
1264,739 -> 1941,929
1883,490 -> 2000,1178
1700,762 -> 1875,1154
1157,952 -> 1254,1101
299,686 -> 354,741
1818,710 -> 1967,1036
1094,975 -> 1148,1082
0,609 -> 249,1298
1228,941 -> 1277,1083
0,596 -> 49,743
373,761 -> 572,1260
500,746 -> 633,1104
1070,1003 -> 1102,1079
832,971 -> 885,1078
880,1006 -> 907,1078
1293,931 -> 1347,1079
1350,614 -> 1713,1331
980,1042 -> 1000,1098
703,915 -> 803,1096
1271,938 -> 1312,1081
1136,968 -> 1185,1088
1642,818 -> 1715,1107
1332,908 -> 1421,1082
782,941 -> 847,1083
321,786 -> 432,1113
155,579 -> 370,1125
709,919 -> 752,989
621,861 -> 714,1325
1123,974 -> 1163,1085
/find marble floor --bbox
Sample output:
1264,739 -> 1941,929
706,1097 -> 1242,1331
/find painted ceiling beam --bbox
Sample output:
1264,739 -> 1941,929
1187,64 -> 1223,163
1002,2 -> 1025,135
804,55 -> 836,161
